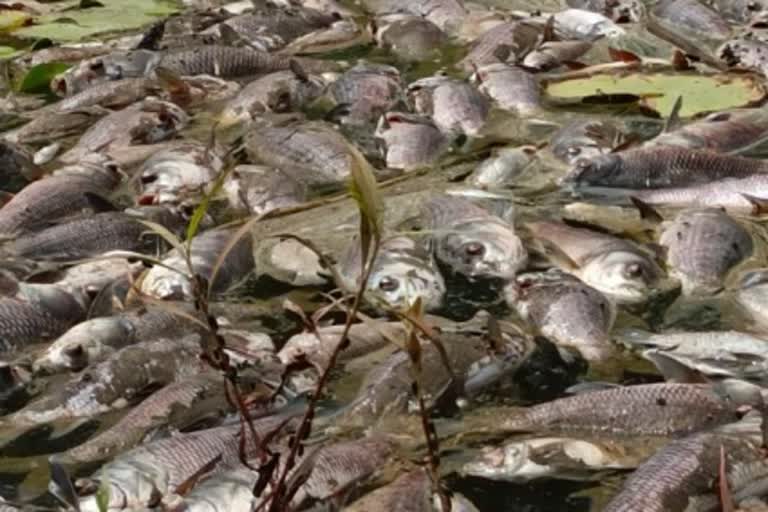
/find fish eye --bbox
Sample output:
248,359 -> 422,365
378,276 -> 400,292
576,158 -> 592,169
566,146 -> 581,156
623,263 -> 643,279
463,241 -> 486,258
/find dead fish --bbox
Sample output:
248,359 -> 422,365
329,63 -> 404,126
168,466 -> 257,512
33,306 -> 202,374
500,380 -> 764,436
0,280 -> 86,354
334,313 -> 533,429
53,77 -> 154,112
278,320 -> 406,368
282,19 -> 372,55
718,37 -> 768,77
466,145 -> 537,188
505,270 -> 615,361
471,64 -> 540,115
408,76 -> 489,137
548,8 -> 626,40
4,106 -> 110,146
140,227 -> 255,300
0,158 -> 121,235
459,21 -> 541,71
422,194 -> 527,280
646,108 -> 768,154
58,99 -> 189,165
361,0 -> 466,33
337,235 -> 447,311
659,208 -> 752,295
525,220 -> 662,303
0,140 -> 42,193
224,165 -> 306,216
373,14 -> 447,62
54,373 -> 230,464
603,418 -> 768,512
565,0 -> 637,21
51,50 -> 159,96
549,119 -> 622,166
713,0 -> 768,24
651,0 -> 732,44
11,212 -> 155,261
562,147 -> 768,189
736,269 -> 768,329
337,468 -> 433,512
375,112 -> 448,170
218,68 -> 327,127
77,416 -> 295,512
139,142 -> 224,204
7,335 -> 205,426
156,45 -> 337,77
245,117 -> 359,188
522,40 -> 593,71
462,436 -> 661,482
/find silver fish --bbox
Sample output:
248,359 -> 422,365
522,40 -> 593,71
329,62 -> 403,126
337,235 -> 446,311
375,112 -> 448,170
659,208 -> 753,295
505,270 -> 615,361
0,140 -> 41,193
374,14 -> 447,62
223,165 -> 306,216
628,174 -> 768,212
408,75 -> 488,137
466,145 -> 537,189
526,220 -> 662,303
139,142 -> 224,204
548,8 -> 626,40
471,63 -> 540,115
736,269 -> 768,329
422,194 -> 527,280
459,21 -> 540,71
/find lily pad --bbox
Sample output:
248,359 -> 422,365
0,45 -> 21,58
13,0 -> 179,42
0,9 -> 32,32
18,61 -> 71,93
544,73 -> 767,117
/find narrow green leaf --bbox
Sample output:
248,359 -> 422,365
17,62 -> 71,93
346,144 -> 384,240
185,165 -> 232,245
95,477 -> 110,512
207,215 -> 262,301
137,220 -> 185,256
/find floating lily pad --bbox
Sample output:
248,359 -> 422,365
544,72 -> 767,117
0,45 -> 21,58
0,9 -> 32,32
18,61 -> 71,93
13,0 -> 179,42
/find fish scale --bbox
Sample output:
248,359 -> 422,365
0,299 -> 72,351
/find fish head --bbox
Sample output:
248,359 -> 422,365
140,264 -> 194,301
714,378 -> 766,411
561,153 -> 623,187
437,219 -> 527,279
463,441 -> 550,481
366,255 -> 447,312
580,251 -> 661,303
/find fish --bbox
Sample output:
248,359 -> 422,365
459,21 -> 541,71
51,50 -> 159,96
77,415 -> 296,511
736,269 -> 768,329
471,64 -> 540,115
329,63 -> 403,126
11,212 -> 156,261
522,40 -> 593,71
374,112 -> 448,170
52,77 -> 154,112
337,235 -> 446,312
462,436 -> 662,482
373,14 -> 447,62
218,68 -> 327,127
245,117 -> 359,188
343,469 -> 433,512
719,37 -> 768,77
33,306 -> 202,374
603,418 -> 768,512
645,108 -> 768,154
4,106 -> 110,146
140,227 -> 255,300
499,381 -> 765,436
713,0 -> 768,24
138,142 -> 224,204
549,118 -> 623,165
562,146 -> 768,189
223,165 -> 306,216
548,8 -> 626,40
0,157 -> 121,235
626,174 -> 768,212
58,99 -> 189,164
408,76 -> 488,137
651,0 -> 732,44
466,145 -> 537,188
7,335 -> 205,426
422,194 -> 527,280
659,208 -> 753,295
0,140 -> 42,193
525,219 -> 662,303
505,270 -> 615,361
282,18 -> 373,55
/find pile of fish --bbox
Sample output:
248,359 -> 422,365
8,0 -> 768,510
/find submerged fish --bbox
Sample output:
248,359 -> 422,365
505,270 -> 615,361
659,208 -> 753,295
422,194 -> 527,280
525,220 -> 662,303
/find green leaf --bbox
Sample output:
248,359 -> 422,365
346,143 -> 384,241
0,9 -> 31,32
545,72 -> 767,118
185,165 -> 232,245
96,476 -> 110,512
17,62 -> 71,93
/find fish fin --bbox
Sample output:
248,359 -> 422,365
48,460 -> 82,512
561,60 -> 588,70
0,271 -> 19,296
664,96 -> 683,132
82,192 -> 118,213
289,59 -> 310,83
608,47 -> 641,63
739,193 -> 768,215
173,453 -> 223,497
559,217 -> 622,236
642,349 -> 709,383
532,238 -> 581,272
135,18 -> 166,51
671,49 -> 692,71
629,196 -> 664,223
565,381 -> 622,395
